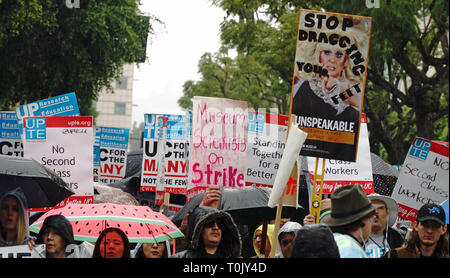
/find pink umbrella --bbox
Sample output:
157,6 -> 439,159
29,203 -> 183,243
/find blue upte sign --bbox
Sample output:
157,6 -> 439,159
409,138 -> 432,160
24,118 -> 46,140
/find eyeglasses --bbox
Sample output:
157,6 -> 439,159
204,219 -> 224,229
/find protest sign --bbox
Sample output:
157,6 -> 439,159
93,127 -> 101,183
188,96 -> 248,200
0,244 -> 46,258
246,111 -> 289,188
15,92 -> 80,138
97,127 -> 129,184
0,111 -> 23,157
268,120 -> 307,208
391,137 -> 449,221
289,9 -> 372,162
22,116 -> 94,207
310,113 -> 374,194
140,113 -> 189,194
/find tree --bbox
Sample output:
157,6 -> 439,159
179,0 -> 449,164
0,0 -> 156,115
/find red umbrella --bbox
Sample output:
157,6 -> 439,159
29,203 -> 183,243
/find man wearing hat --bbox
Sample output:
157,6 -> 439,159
384,203 -> 448,258
365,194 -> 405,258
325,184 -> 381,258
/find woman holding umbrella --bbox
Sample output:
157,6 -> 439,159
0,188 -> 35,247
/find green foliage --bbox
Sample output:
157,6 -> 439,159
0,0 -> 154,115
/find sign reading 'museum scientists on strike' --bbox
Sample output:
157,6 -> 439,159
22,116 -> 94,207
188,96 -> 248,200
391,137 -> 449,221
289,9 -> 372,162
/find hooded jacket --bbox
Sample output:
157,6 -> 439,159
0,188 -> 34,246
170,206 -> 241,258
275,221 -> 302,258
290,224 -> 340,258
36,215 -> 74,247
253,223 -> 277,258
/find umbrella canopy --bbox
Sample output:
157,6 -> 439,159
0,155 -> 74,208
29,203 -> 183,243
441,199 -> 449,225
370,153 -> 399,196
94,183 -> 139,205
171,186 -> 300,226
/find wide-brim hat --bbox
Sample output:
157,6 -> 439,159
368,194 -> 398,227
326,184 -> 381,227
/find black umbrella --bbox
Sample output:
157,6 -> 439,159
0,155 -> 74,209
171,186 -> 302,226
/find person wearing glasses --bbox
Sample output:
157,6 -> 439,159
170,206 -> 241,258
323,184 -> 381,258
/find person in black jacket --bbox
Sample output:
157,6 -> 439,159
365,194 -> 405,257
170,206 -> 241,258
36,214 -> 75,258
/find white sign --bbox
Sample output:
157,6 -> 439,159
309,114 -> 374,194
0,244 -> 46,258
391,137 -> 449,221
246,112 -> 289,188
22,116 -> 94,206
140,114 -> 189,194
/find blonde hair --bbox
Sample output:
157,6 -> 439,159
294,13 -> 371,83
0,195 -> 27,245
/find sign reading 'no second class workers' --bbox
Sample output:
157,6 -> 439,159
22,116 -> 94,206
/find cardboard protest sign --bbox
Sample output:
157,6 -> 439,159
22,116 -> 94,208
310,113 -> 374,194
0,244 -> 46,258
188,96 -> 248,200
246,111 -> 289,188
289,9 -> 372,162
391,137 -> 449,221
140,113 -> 189,194
15,92 -> 80,138
97,127 -> 129,184
0,111 -> 23,157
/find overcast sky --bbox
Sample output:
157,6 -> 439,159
132,1 -> 226,125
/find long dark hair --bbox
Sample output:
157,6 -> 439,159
92,227 -> 131,258
405,223 -> 449,257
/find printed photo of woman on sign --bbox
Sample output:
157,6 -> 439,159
290,10 -> 371,162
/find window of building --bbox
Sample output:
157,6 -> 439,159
114,102 -> 126,115
115,77 -> 128,90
